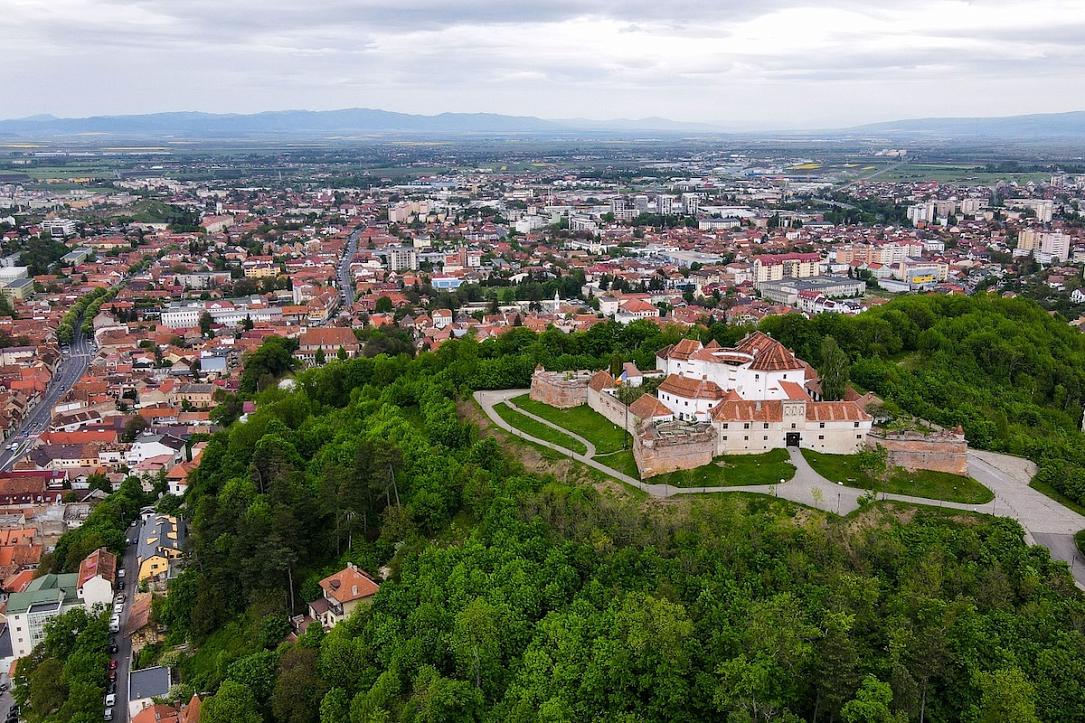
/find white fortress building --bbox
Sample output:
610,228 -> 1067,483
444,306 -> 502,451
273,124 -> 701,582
653,333 -> 872,455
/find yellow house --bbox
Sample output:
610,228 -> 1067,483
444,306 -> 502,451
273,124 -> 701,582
136,513 -> 185,582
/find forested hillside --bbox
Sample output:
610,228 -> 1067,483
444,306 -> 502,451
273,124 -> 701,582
163,295 -> 1085,721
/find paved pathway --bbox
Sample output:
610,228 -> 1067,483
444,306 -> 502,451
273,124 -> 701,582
475,390 -> 1085,586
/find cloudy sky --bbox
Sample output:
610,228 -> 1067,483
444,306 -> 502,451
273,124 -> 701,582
8,0 -> 1085,128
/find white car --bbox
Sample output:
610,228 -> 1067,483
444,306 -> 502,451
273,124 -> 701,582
105,693 -> 116,706
113,603 -> 124,615
109,616 -> 120,633
104,706 -> 114,721
117,568 -> 126,578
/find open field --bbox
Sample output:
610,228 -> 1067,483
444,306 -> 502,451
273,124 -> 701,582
878,162 -> 1052,184
802,449 -> 994,504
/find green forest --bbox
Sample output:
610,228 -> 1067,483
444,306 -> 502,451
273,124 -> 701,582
134,293 -> 1085,722
20,293 -> 1085,722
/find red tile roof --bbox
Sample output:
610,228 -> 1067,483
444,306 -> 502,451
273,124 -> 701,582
658,374 -> 727,400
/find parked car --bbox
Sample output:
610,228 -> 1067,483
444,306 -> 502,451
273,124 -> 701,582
108,642 -> 118,654
109,616 -> 120,633
104,706 -> 113,721
105,693 -> 116,706
112,603 -> 124,615
108,659 -> 118,671
107,680 -> 116,694
118,568 -> 125,578
108,669 -> 117,681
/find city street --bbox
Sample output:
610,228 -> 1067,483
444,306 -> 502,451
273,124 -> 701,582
112,527 -> 140,722
0,316 -> 96,472
337,225 -> 362,309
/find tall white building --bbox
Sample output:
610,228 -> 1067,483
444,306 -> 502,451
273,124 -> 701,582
681,193 -> 700,215
907,202 -> 935,225
658,194 -> 676,215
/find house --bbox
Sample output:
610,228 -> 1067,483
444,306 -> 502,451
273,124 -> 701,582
136,514 -> 185,583
174,383 -> 214,409
128,665 -> 173,719
125,592 -> 157,655
76,547 -> 116,609
307,563 -> 379,630
125,433 -> 185,466
295,327 -> 360,364
130,695 -> 202,723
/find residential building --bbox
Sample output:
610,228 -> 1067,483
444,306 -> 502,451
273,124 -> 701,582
307,563 -> 380,630
76,547 -> 117,609
136,513 -> 185,583
753,252 -> 820,284
6,573 -> 80,657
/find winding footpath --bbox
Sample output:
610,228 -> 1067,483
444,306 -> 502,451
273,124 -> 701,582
476,389 -> 1085,586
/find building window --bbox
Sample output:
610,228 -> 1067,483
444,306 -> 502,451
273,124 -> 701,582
764,423 -> 769,429
764,436 -> 768,441
854,421 -> 860,428
743,423 -> 750,429
818,435 -> 824,440
791,423 -> 796,429
857,434 -> 863,439
819,422 -> 825,429
722,423 -> 729,429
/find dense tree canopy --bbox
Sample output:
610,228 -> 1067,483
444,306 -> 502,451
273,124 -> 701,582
170,296 -> 1085,721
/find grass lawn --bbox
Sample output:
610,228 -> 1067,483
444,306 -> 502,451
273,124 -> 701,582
494,402 -> 588,455
512,394 -> 631,454
801,449 -> 993,504
594,450 -> 640,479
650,449 -> 797,488
591,448 -> 796,488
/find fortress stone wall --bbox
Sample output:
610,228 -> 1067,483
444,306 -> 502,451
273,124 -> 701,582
529,368 -> 593,408
869,427 -> 968,476
634,420 -> 716,478
587,386 -> 639,433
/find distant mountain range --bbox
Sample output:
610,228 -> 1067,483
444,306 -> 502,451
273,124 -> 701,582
0,107 -> 1083,140
847,111 -> 1085,139
0,108 -> 718,138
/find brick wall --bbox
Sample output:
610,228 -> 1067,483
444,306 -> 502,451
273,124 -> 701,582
634,424 -> 716,478
587,387 -> 638,433
530,370 -> 590,409
869,430 -> 968,476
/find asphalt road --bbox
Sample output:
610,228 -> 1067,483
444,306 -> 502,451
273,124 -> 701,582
0,324 -> 95,472
111,528 -> 140,722
337,226 -> 362,310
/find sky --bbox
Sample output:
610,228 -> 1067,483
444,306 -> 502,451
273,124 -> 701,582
7,0 -> 1085,129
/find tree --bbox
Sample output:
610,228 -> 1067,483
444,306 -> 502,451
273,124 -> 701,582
226,650 -> 279,703
315,347 -> 327,365
819,336 -> 850,400
974,668 -> 1040,723
271,647 -> 326,723
375,296 -> 394,314
203,681 -> 262,723
451,597 -> 501,692
856,444 -> 888,482
123,415 -> 149,442
841,676 -> 905,723
199,311 -> 214,337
